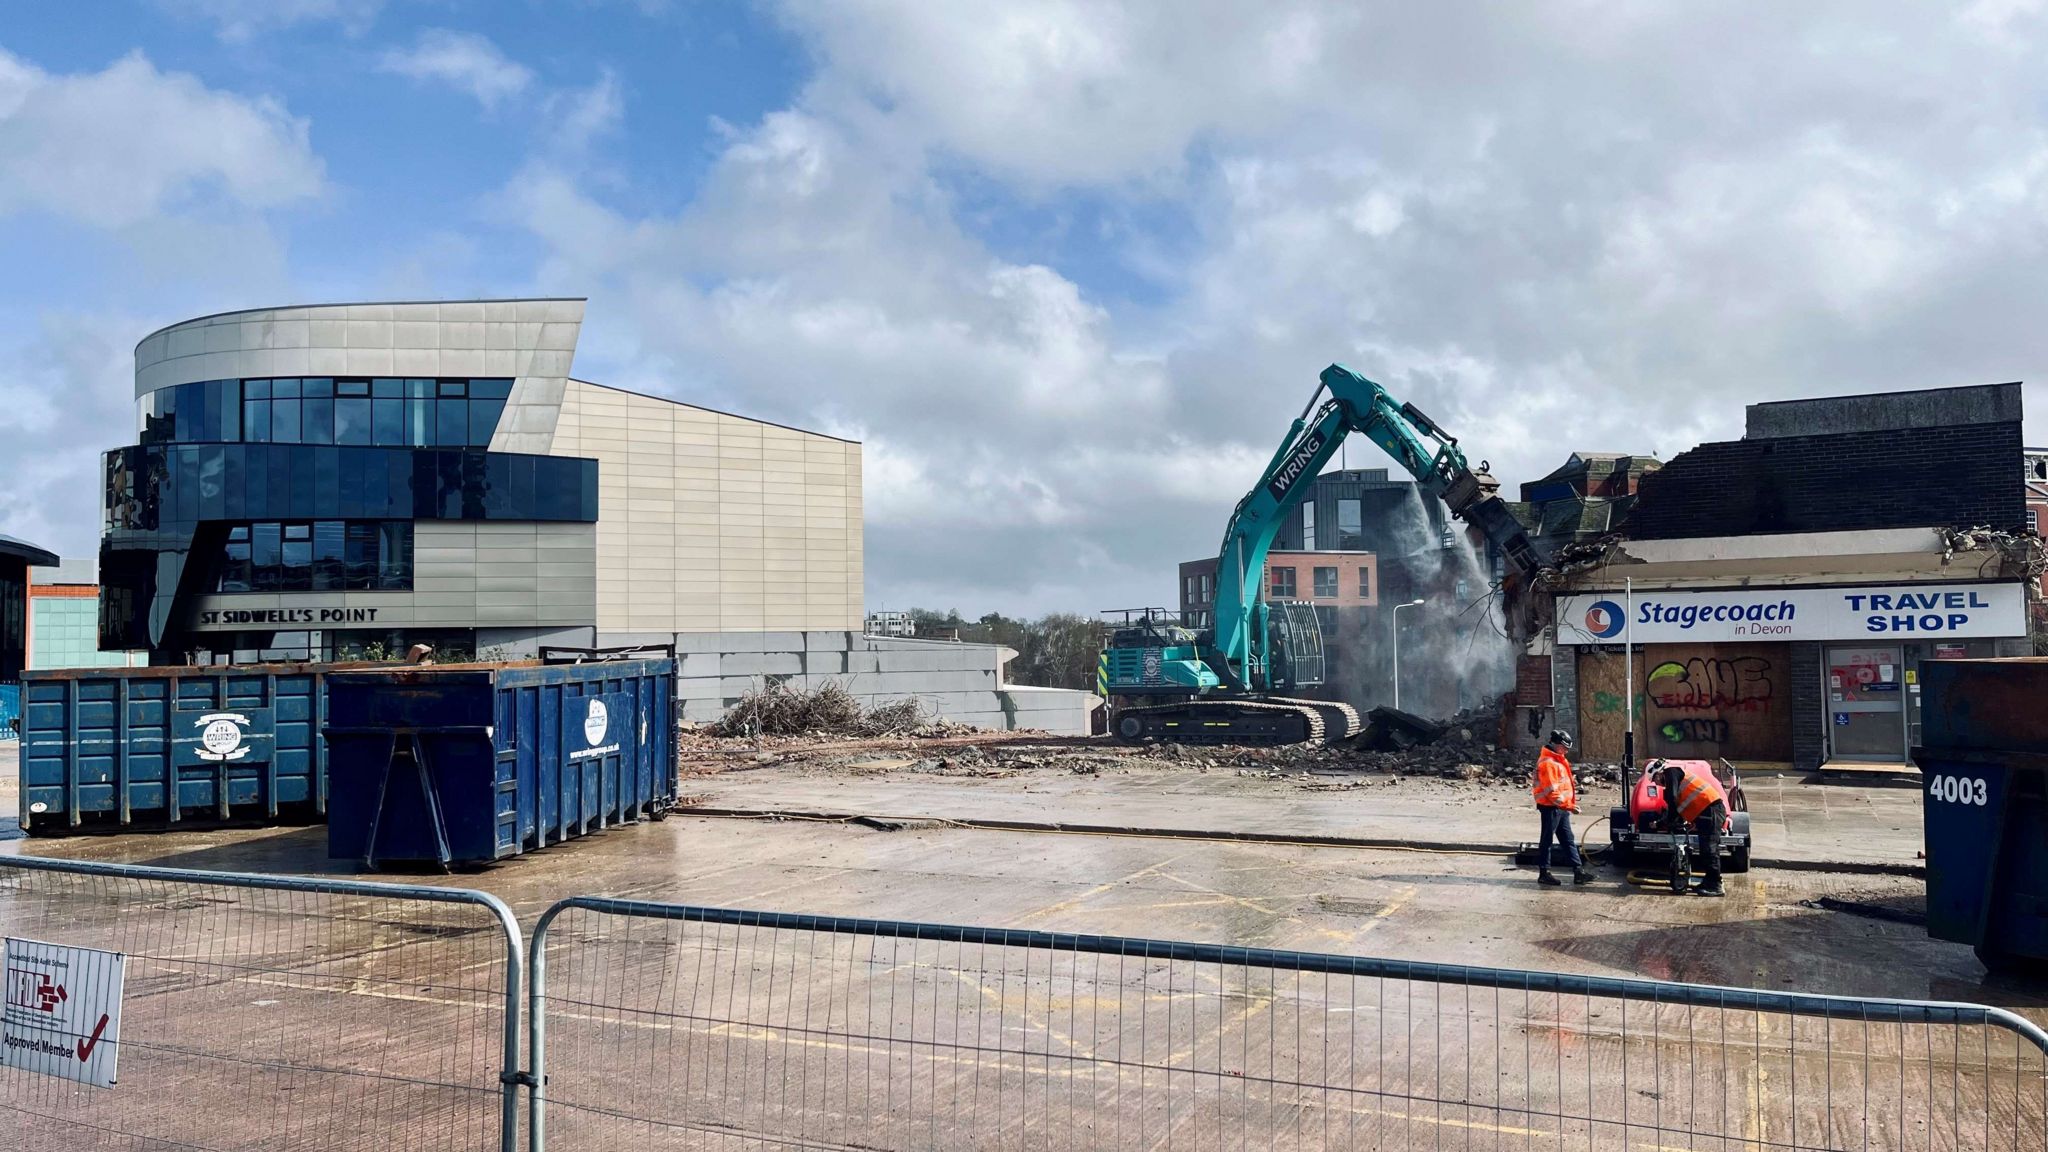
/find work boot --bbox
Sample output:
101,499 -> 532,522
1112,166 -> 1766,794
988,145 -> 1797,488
1538,871 -> 1562,887
1695,880 -> 1726,898
1573,867 -> 1595,885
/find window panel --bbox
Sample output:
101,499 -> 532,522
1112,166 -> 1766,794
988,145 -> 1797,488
336,380 -> 370,398
243,398 -> 270,444
1269,566 -> 1296,598
1359,567 -> 1372,599
244,379 -> 271,400
436,398 -> 468,446
1313,566 -> 1338,598
251,523 -> 282,591
271,378 -> 300,400
372,397 -> 405,445
469,396 -> 506,445
271,397 -> 300,443
301,398 -> 334,445
372,378 -> 402,399
1301,503 -> 1316,550
335,397 -> 372,445
1337,498 -> 1363,551
302,378 -> 333,399
408,397 -> 434,446
312,521 -> 346,590
437,380 -> 467,398
468,379 -> 512,400
378,522 -> 413,590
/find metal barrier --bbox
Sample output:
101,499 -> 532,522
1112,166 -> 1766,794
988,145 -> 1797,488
530,898 -> 2048,1151
0,856 -> 523,1152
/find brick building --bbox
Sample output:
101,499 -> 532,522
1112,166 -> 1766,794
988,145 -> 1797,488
1530,383 -> 2033,772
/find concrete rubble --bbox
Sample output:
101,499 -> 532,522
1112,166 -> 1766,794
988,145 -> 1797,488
682,693 -> 1626,792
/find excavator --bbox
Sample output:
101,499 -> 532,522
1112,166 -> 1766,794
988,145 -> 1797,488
1101,364 -> 1549,745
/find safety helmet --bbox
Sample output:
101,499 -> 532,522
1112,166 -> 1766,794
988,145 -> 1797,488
1548,729 -> 1573,749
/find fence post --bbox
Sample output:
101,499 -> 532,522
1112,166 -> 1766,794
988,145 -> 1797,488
0,854 -> 528,1152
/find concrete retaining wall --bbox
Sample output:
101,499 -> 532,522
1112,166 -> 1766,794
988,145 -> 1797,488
599,629 -> 1100,735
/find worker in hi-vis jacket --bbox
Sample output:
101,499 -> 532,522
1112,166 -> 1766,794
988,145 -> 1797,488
1532,730 -> 1595,886
1660,760 -> 1730,897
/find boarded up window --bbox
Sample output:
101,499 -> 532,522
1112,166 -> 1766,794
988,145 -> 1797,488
1574,642 -> 1793,763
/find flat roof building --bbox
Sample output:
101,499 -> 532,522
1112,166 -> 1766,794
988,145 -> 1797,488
107,298 -> 860,663
95,298 -> 1094,734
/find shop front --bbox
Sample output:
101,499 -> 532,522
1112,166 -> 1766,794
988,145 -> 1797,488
1559,582 -> 2027,767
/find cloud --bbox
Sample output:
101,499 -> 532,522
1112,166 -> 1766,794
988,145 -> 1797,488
0,48 -> 325,229
0,313 -> 145,562
154,0 -> 383,43
377,30 -> 534,110
509,1 -> 2048,617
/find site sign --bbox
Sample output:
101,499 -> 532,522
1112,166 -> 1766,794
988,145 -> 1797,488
1,938 -> 126,1087
1557,582 -> 2026,645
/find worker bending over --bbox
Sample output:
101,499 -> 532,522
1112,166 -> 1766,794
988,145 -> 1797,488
1532,730 -> 1594,886
1659,761 -> 1729,897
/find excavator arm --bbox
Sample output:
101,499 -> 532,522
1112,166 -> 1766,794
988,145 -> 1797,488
1208,364 -> 1546,690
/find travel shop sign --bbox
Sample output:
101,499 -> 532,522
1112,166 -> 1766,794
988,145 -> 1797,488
1557,583 -> 2026,645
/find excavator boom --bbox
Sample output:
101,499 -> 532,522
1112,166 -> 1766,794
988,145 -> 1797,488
1101,363 -> 1546,746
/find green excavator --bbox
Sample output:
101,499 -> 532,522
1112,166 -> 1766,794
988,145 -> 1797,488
1100,364 -> 1548,745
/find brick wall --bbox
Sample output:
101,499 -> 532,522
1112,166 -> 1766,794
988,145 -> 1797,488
1790,641 -> 1823,769
1624,421 -> 2024,540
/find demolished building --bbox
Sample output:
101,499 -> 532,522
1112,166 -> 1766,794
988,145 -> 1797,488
1511,382 -> 2042,772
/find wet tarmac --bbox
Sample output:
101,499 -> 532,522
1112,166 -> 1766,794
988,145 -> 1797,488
0,741 -> 2037,1149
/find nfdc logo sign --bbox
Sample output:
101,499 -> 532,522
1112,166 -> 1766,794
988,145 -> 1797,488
194,714 -> 251,762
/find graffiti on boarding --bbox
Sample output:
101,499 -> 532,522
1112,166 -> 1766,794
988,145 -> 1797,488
1646,656 -> 1774,714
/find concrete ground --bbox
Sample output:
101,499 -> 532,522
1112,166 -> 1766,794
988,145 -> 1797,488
0,736 -> 2035,1149
676,755 -> 1927,871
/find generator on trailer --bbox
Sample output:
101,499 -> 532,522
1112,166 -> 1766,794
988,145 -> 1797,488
1100,364 -> 1549,746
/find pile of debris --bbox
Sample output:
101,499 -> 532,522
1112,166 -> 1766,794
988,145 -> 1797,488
709,681 -> 932,738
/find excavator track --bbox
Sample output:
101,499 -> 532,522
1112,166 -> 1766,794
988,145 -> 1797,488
1112,697 -> 1360,747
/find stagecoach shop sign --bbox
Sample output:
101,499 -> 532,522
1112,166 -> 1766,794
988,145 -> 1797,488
1557,582 -> 2026,646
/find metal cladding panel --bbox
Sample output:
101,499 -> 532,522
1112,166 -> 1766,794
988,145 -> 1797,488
18,665 -> 332,833
1918,658 -> 2048,753
323,658 -> 675,867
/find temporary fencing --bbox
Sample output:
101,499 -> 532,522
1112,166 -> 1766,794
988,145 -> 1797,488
0,855 -> 2039,1151
0,855 -> 522,1152
529,897 -> 2048,1152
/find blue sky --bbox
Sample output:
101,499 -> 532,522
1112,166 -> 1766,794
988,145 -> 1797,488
5,2 -> 2048,615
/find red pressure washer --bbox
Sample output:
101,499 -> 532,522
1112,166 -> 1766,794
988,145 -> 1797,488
1608,757 -> 1753,891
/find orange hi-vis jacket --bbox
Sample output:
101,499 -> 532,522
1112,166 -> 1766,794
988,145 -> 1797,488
1532,747 -> 1576,811
1670,763 -> 1729,823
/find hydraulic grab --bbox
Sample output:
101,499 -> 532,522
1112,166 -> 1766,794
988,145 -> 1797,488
1100,364 -> 1548,746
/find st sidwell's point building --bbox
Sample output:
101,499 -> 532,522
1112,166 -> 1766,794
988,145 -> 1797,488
99,298 -> 1094,732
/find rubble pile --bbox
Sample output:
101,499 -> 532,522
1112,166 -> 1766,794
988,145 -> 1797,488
709,681 -> 935,738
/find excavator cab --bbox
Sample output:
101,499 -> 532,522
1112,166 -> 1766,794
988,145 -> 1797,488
1263,601 -> 1327,692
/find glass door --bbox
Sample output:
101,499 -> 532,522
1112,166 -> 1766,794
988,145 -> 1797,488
1825,645 -> 1906,761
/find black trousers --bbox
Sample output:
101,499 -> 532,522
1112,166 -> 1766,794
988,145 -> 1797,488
1538,805 -> 1581,871
1693,801 -> 1726,883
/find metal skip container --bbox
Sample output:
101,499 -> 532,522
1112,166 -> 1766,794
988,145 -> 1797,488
1912,657 -> 2048,971
18,665 -> 332,833
323,659 -> 676,868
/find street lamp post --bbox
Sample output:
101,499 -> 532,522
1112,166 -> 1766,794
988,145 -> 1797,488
1391,598 -> 1426,712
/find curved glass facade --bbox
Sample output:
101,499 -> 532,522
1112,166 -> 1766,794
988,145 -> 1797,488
140,377 -> 512,448
99,442 -> 599,653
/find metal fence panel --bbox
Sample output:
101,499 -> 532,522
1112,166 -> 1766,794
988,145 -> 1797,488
0,856 -> 522,1152
531,898 -> 2048,1151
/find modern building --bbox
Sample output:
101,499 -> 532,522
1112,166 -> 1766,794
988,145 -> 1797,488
26,558 -> 145,670
1,533 -> 58,682
1177,550 -> 1379,633
864,610 -> 915,637
97,298 -> 1096,733
1529,383 -> 2034,771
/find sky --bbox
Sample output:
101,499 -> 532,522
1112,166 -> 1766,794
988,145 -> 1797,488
4,1 -> 2048,617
